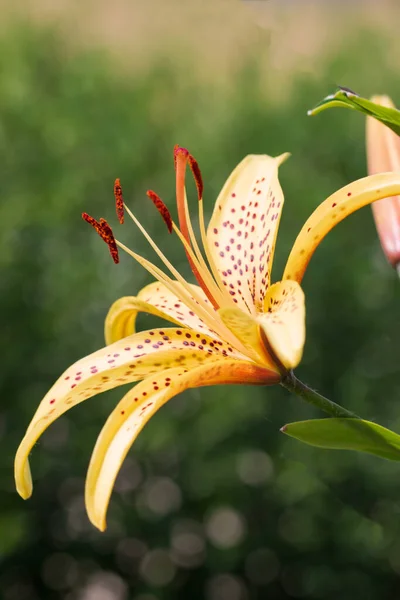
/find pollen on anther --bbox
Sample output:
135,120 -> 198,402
82,213 -> 119,264
188,153 -> 204,201
114,178 -> 124,224
147,190 -> 173,233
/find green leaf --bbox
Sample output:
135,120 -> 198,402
281,418 -> 400,461
308,87 -> 400,136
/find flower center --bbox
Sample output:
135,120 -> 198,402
82,147 -> 253,355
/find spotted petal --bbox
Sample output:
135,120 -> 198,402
105,281 -> 217,345
85,359 -> 278,530
283,172 -> 400,283
15,328 -> 240,500
258,281 -> 305,370
207,154 -> 288,313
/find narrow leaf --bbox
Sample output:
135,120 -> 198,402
308,87 -> 400,136
281,418 -> 400,461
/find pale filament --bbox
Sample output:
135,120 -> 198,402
180,190 -> 239,309
174,152 -> 224,308
123,205 -> 222,323
115,240 -> 250,356
174,152 -> 242,310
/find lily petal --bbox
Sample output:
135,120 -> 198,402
85,359 -> 277,530
283,172 -> 400,283
258,281 -> 305,370
218,306 -> 279,371
207,154 -> 288,313
105,281 -> 217,345
15,328 -> 240,500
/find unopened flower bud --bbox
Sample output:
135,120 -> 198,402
366,95 -> 400,272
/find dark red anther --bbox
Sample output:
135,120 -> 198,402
114,178 -> 124,224
82,213 -> 100,232
146,190 -> 173,233
99,218 -> 119,264
188,153 -> 203,201
174,146 -> 203,201
82,213 -> 119,264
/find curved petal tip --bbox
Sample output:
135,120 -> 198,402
15,450 -> 33,500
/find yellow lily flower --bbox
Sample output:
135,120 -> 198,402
366,95 -> 400,271
15,145 -> 400,531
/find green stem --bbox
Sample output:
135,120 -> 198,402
280,371 -> 359,419
396,263 -> 400,279
280,371 -> 400,457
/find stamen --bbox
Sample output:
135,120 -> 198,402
146,190 -> 173,233
188,153 -> 203,201
183,153 -> 245,309
115,239 -> 249,353
82,213 -> 119,264
146,188 -> 225,307
172,221 -> 226,307
123,204 -> 218,318
114,178 -> 124,224
116,241 -> 224,334
174,145 -> 219,309
99,219 -> 119,265
82,212 -> 100,231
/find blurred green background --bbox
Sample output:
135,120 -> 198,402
1,1 -> 400,599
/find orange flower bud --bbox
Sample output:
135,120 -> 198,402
366,95 -> 400,271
